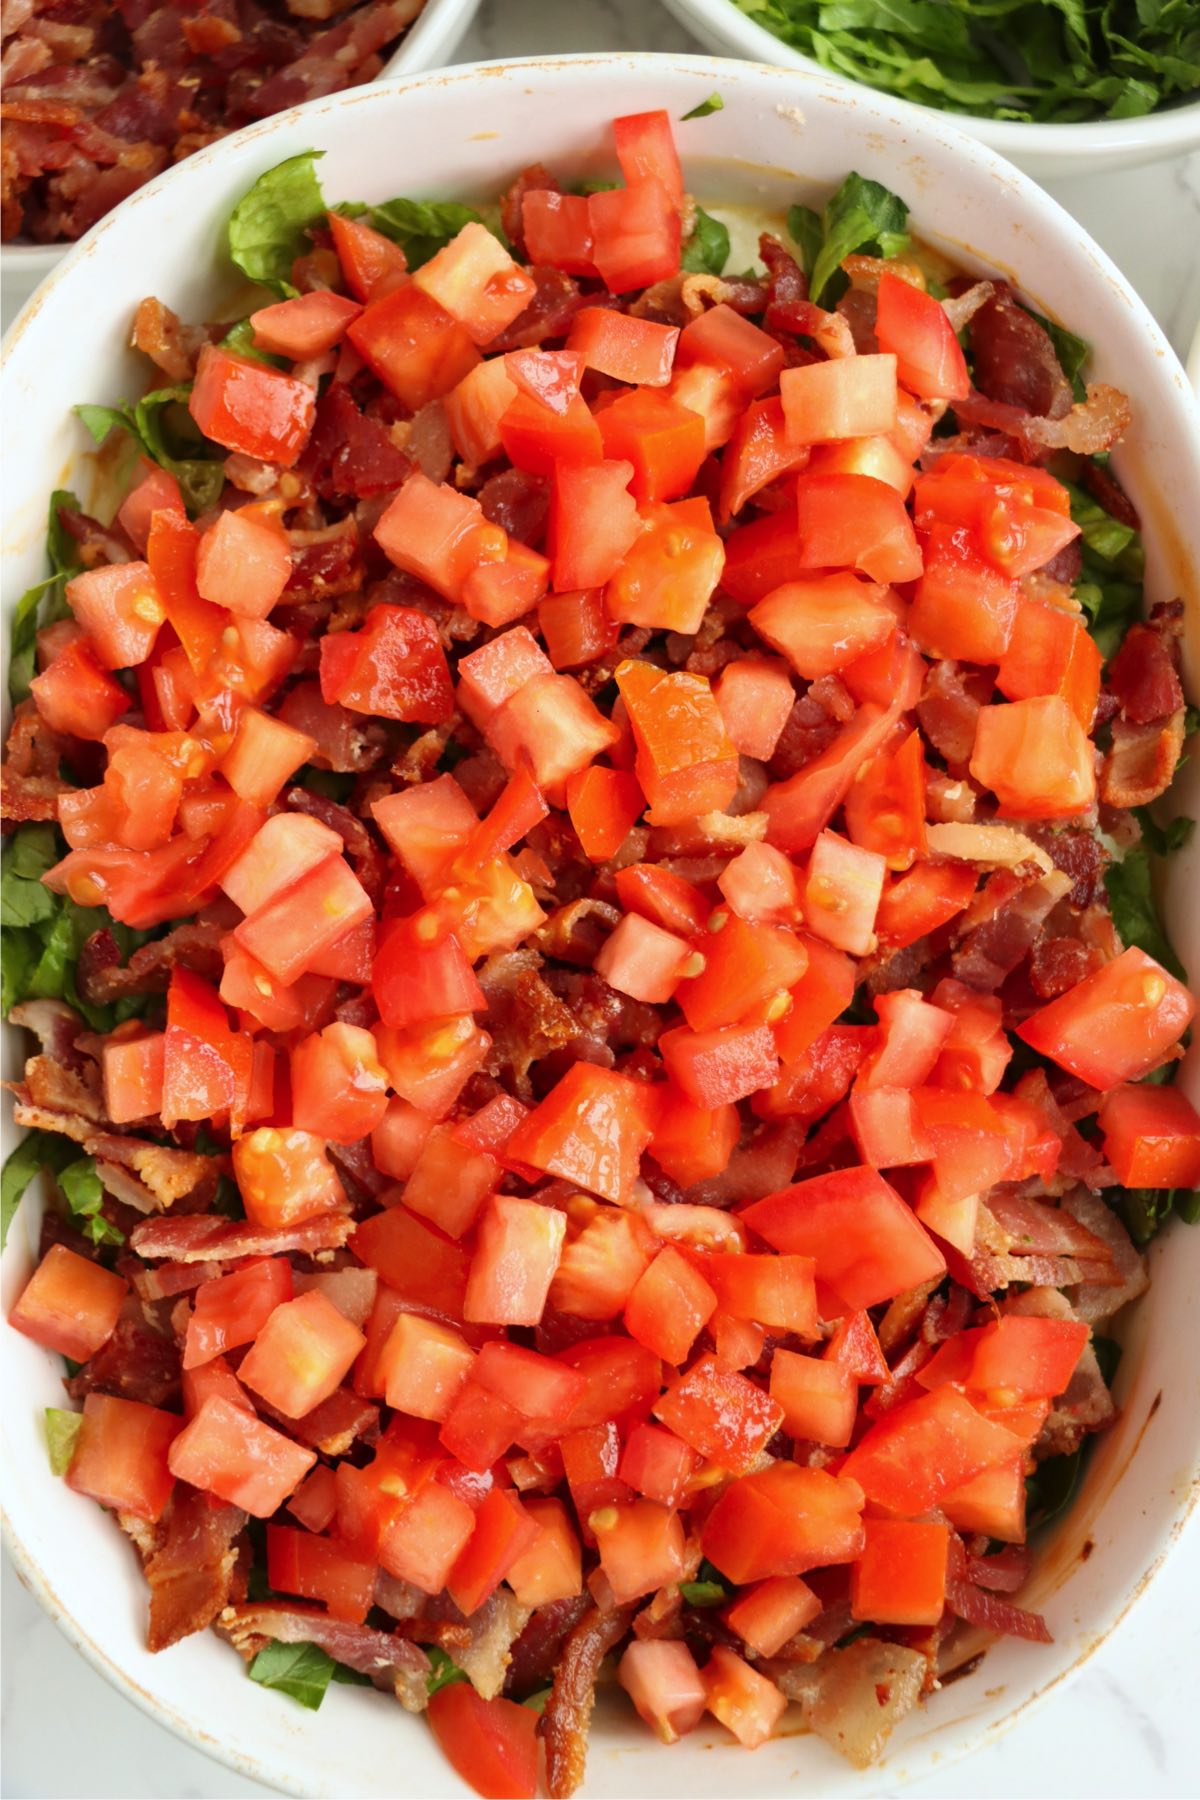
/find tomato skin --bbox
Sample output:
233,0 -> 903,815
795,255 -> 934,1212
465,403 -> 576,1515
613,108 -> 685,206
742,1165 -> 946,1313
875,272 -> 970,400
426,1683 -> 540,1800
168,1394 -> 315,1516
189,345 -> 315,469
447,1485 -> 538,1614
66,1393 -> 180,1522
842,1387 -> 1023,1515
851,1518 -> 950,1627
654,1353 -> 782,1473
117,463 -> 185,556
1016,945 -> 1194,1087
506,1063 -> 654,1205
1099,1082 -> 1200,1187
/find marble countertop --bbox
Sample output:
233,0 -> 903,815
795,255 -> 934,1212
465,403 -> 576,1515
3,0 -> 1199,1794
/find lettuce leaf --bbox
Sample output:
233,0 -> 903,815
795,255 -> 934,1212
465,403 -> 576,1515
1,1131 -> 77,1250
680,205 -> 731,276
346,196 -> 489,271
248,1639 -> 336,1710
44,1407 -> 83,1476
228,151 -> 327,298
802,172 -> 910,305
1104,847 -> 1187,982
8,491 -> 82,703
76,391 -> 224,516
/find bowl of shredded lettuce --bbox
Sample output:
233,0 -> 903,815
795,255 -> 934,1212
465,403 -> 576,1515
660,0 -> 1200,175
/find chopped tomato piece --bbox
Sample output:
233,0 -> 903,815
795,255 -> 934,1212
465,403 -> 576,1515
654,1354 -> 782,1473
189,345 -> 315,469
596,386 -> 707,504
506,1063 -> 653,1205
232,1126 -> 346,1230
250,290 -> 362,359
448,1486 -> 538,1614
412,221 -> 537,346
794,472 -> 922,584
769,1349 -> 857,1446
723,1576 -> 821,1658
763,702 -> 898,854
660,1020 -> 780,1109
1099,1082 -> 1200,1187
1017,945 -> 1193,1086
427,1684 -> 540,1800
997,599 -> 1102,731
618,1640 -> 706,1744
184,1257 -> 292,1370
548,458 -> 640,591
780,353 -> 898,443
66,1394 -> 179,1522
66,561 -> 165,669
803,829 -> 886,957
750,573 -> 895,682
30,637 -> 130,740
678,912 -> 808,1032
874,272 -> 969,400
851,1518 -> 950,1626
328,210 -> 407,302
702,1645 -> 787,1749
239,1290 -> 365,1418
594,911 -> 691,1004
589,179 -> 681,294
168,1394 -> 315,1516
319,601 -> 454,723
266,1524 -> 375,1624
505,1495 -> 583,1606
624,1246 -> 718,1365
101,1029 -> 165,1123
347,282 -> 479,411
592,1498 -> 688,1603
378,1312 -> 476,1422
607,497 -> 725,635
615,658 -> 738,826
701,1461 -> 865,1582
464,1193 -> 566,1326
568,307 -> 678,386
970,697 -> 1096,820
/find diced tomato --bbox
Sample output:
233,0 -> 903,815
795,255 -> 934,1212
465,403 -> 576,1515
232,1126 -> 346,1230
843,726 -> 927,872
251,289 -> 362,361
557,1336 -> 663,1433
919,1314 -> 1088,1399
289,1021 -> 389,1143
473,1341 -> 586,1429
594,911 -> 691,1004
700,1252 -> 818,1337
355,1203 -> 470,1319
589,179 -> 681,294
617,1422 -> 697,1508
116,463 -> 184,556
702,1645 -> 787,1749
547,458 -> 640,592
486,669 -> 619,796
168,1394 -> 315,1515
506,1064 -> 653,1205
370,1098 -> 435,1182
623,1246 -> 717,1365
521,188 -> 597,277
612,108 -> 685,206
499,391 -> 603,477
235,853 -> 374,986
877,861 -> 977,951
266,1523 -> 375,1623
910,522 -> 1020,662
701,1463 -> 865,1583
559,1420 -> 632,1525
102,1030 -> 165,1123
858,987 -> 954,1090
239,1290 -> 365,1418
794,473 -> 922,584
717,396 -> 810,524
618,1639 -> 707,1744
595,387 -> 707,504
66,1393 -> 179,1522
183,1257 -> 292,1370
803,829 -> 886,957
505,1495 -> 583,1606
592,1497 -> 688,1603
30,637 -> 130,739
660,1020 -> 780,1109
65,561 -> 165,670
374,1014 -> 492,1119
427,1683 -> 540,1800
723,1575 -> 821,1658
970,697 -> 1096,820
539,587 -> 620,670
220,810 -> 341,913
218,706 -> 314,808
377,1312 -> 476,1422
320,601 -> 454,723
448,1485 -> 538,1614
378,1469 -> 478,1594
677,305 -> 784,400
373,911 -> 484,1032
848,1085 -> 929,1168
568,308 -> 678,388
615,863 -> 709,938
1018,945 -> 1193,1086
288,1463 -> 339,1533
412,221 -> 537,346
616,658 -> 738,826
347,282 -> 479,410
373,471 -> 499,604
444,355 -> 519,467
712,657 -> 795,765
1099,1081 -> 1200,1187
997,599 -> 1102,731
770,1349 -> 857,1446
875,273 -> 969,400
679,913 -> 808,1032
565,764 -> 645,865
750,574 -> 895,682
720,508 -> 801,606
763,702 -> 898,854
780,353 -> 898,444
742,1165 -> 946,1313
654,1354 -> 782,1473
189,345 -> 315,468
771,934 -> 857,1064
824,1310 -> 889,1385
328,210 -> 408,302
464,1193 -> 566,1326
851,1518 -> 950,1626
550,1207 -> 656,1321
606,497 -> 724,635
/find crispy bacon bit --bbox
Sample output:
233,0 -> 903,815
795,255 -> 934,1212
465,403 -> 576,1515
1107,608 -> 1185,724
130,1211 -> 353,1261
261,1386 -> 379,1456
917,661 -> 985,769
298,383 -> 411,500
925,822 -> 1053,872
452,1589 -> 534,1700
8,998 -> 89,1069
505,1595 -> 593,1699
501,162 -> 559,259
489,267 -> 585,353
83,1133 -> 216,1208
219,1603 -> 431,1710
969,286 -> 1073,421
951,869 -> 1073,991
940,281 -> 995,335
131,297 -> 211,382
773,1637 -> 929,1768
144,1487 -> 247,1652
945,1537 -> 1051,1642
1082,459 -> 1140,531
1101,712 -> 1186,808
541,1602 -> 636,1799
66,1297 -> 181,1407
76,920 -> 223,1004
477,467 -> 549,547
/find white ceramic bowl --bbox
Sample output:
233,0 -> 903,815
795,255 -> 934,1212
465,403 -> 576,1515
0,0 -> 480,330
660,0 -> 1200,179
3,51 -> 1200,1800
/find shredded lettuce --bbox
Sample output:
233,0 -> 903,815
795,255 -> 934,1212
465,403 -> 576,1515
44,1407 -> 83,1476
788,173 -> 909,305
1,1131 -> 77,1250
76,390 -> 224,517
1103,846 -> 1187,982
342,196 -> 492,271
248,1639 -> 337,1710
59,1156 -> 124,1248
8,491 -> 82,703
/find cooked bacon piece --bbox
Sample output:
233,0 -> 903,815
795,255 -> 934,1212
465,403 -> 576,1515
1101,712 -> 1186,808
132,297 -> 212,382
945,1536 -> 1050,1642
478,951 -> 578,1096
282,784 -> 374,863
489,267 -> 585,353
243,0 -> 423,120
83,1133 -> 216,1208
477,468 -> 549,546
505,1595 -> 593,1699
1029,934 -> 1103,998
542,1602 -> 637,1799
535,899 -> 620,967
1061,1188 -> 1147,1327
140,1487 -> 247,1652
76,920 -> 224,1005
1025,827 -> 1107,907
759,232 -> 808,333
57,503 -> 133,568
219,1603 -> 431,1710
66,1296 -> 181,1408
130,1212 -> 353,1261
1106,608 -> 1184,724
8,1088 -> 94,1143
23,1044 -> 105,1118
3,698 -> 73,820
986,1193 -> 1114,1264
451,1589 -> 534,1700
917,661 -> 985,769
768,692 -> 841,780
298,382 -> 411,500
1082,459 -> 1140,531
8,999 -> 89,1069
969,286 -> 1072,421
771,1637 -> 929,1768
260,1386 -> 379,1456
951,869 -> 1072,991
283,519 -> 363,606
940,280 -> 995,335
1022,384 -> 1132,455
925,823 -> 1052,872
374,1573 -> 427,1622
966,1544 -> 1033,1591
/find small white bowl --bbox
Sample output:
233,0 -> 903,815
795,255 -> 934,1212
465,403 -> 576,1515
660,0 -> 1200,179
3,50 -> 1200,1800
0,0 -> 480,329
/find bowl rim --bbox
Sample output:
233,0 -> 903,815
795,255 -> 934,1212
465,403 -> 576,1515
2,47 -> 1199,1800
660,0 -> 1200,154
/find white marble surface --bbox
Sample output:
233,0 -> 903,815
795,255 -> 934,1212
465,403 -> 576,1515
4,0 -> 1200,1795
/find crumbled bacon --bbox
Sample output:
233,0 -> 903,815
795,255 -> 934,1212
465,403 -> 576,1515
488,267 -> 585,352
131,297 -> 211,382
298,383 -> 411,500
542,1602 -> 637,1799
505,1595 -> 593,1698
945,1536 -> 1050,1642
219,1603 -> 431,1710
130,1211 -> 353,1261
969,286 -> 1072,421
76,920 -> 223,1004
1101,713 -> 1186,808
66,1296 -> 181,1406
141,1487 -> 246,1651
1106,607 -> 1185,724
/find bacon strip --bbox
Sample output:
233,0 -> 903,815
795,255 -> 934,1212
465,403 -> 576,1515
130,1212 -> 353,1261
144,1487 -> 247,1652
219,1602 -> 431,1710
542,1602 -> 636,1798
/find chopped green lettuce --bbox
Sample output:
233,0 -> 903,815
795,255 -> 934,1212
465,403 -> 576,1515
248,1639 -> 337,1710
76,390 -> 224,516
791,173 -> 910,306
44,1408 -> 83,1477
680,205 -> 731,276
228,151 -> 327,298
1,1131 -> 77,1250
